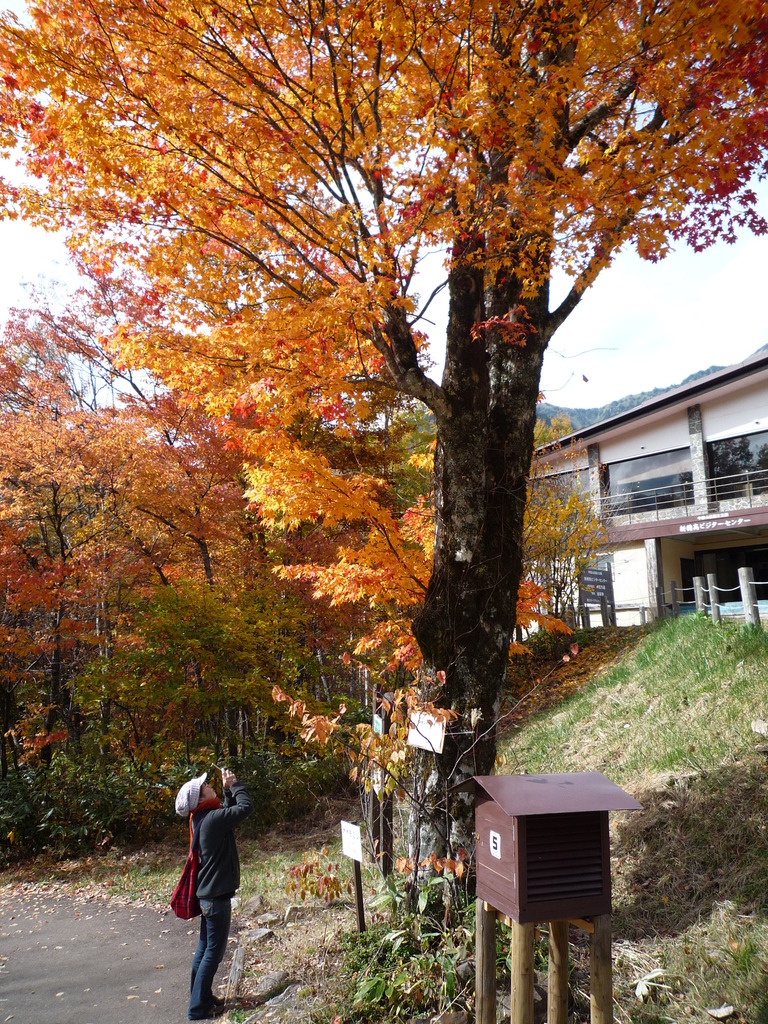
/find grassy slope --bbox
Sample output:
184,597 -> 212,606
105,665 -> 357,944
502,616 -> 768,1024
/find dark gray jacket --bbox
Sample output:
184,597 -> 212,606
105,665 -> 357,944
193,781 -> 253,899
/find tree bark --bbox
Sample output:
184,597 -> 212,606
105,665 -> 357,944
410,256 -> 549,863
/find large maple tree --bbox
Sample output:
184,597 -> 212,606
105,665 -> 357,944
2,0 -> 768,857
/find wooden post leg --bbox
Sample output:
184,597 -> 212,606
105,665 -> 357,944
590,914 -> 613,1024
475,902 -> 497,1024
548,921 -> 569,1024
510,921 -> 535,1024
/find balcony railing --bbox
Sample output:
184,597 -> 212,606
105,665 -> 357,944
705,466 -> 768,504
596,467 -> 768,524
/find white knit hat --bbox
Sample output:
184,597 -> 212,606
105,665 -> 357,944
175,772 -> 208,817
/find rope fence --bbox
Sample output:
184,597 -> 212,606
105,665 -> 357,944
574,567 -> 768,629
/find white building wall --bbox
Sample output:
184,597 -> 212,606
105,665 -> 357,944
660,538 -> 697,606
701,379 -> 768,441
596,412 -> 690,464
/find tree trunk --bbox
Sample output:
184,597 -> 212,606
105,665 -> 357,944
0,687 -> 10,780
410,260 -> 549,865
225,706 -> 239,760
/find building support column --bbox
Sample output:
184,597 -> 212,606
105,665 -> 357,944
688,404 -> 710,512
587,444 -> 603,513
645,538 -> 664,618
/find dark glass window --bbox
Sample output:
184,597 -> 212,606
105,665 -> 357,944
707,430 -> 768,500
605,448 -> 693,514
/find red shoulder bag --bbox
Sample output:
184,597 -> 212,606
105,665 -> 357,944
170,814 -> 201,920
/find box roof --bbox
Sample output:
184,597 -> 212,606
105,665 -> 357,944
472,772 -> 642,816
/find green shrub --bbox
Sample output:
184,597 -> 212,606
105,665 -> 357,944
333,873 -> 475,1024
0,755 -> 182,865
0,768 -> 39,860
0,739 -> 348,864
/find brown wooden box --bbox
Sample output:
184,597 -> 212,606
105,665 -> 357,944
471,773 -> 641,924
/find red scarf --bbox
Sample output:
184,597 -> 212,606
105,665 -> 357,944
188,797 -> 222,849
195,797 -> 222,814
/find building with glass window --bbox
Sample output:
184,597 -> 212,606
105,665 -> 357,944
537,348 -> 768,623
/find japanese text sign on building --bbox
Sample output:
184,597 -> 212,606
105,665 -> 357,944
679,517 -> 751,533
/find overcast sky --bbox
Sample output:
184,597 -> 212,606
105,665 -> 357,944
538,227 -> 768,409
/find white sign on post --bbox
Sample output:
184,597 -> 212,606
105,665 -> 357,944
407,711 -> 446,754
340,820 -> 363,862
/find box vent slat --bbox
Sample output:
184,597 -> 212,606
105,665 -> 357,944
525,812 -> 604,902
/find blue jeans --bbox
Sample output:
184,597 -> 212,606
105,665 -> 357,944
188,897 -> 231,1020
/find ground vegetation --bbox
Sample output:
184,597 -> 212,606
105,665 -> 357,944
3,616 -> 768,1024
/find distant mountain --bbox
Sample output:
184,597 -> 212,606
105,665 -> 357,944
538,348 -> 768,432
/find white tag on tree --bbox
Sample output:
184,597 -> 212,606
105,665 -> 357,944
407,712 -> 446,753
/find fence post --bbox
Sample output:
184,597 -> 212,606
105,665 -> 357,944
707,572 -> 721,625
670,581 -> 680,618
639,606 -> 647,625
579,604 -> 590,629
693,577 -> 707,615
656,586 -> 666,620
738,566 -> 761,627
600,595 -> 610,627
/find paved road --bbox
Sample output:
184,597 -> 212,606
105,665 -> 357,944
0,889 -> 233,1024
